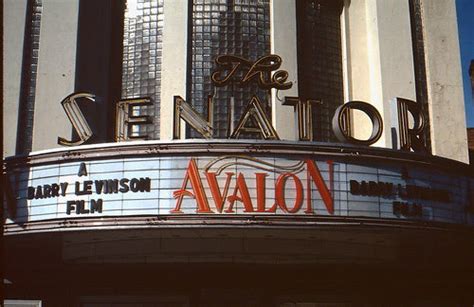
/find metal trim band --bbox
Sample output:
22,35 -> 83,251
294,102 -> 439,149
5,141 -> 473,176
5,214 -> 474,236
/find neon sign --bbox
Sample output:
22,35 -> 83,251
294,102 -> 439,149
171,158 -> 334,215
58,54 -> 428,153
6,152 -> 471,224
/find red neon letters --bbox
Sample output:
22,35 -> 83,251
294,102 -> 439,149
172,159 -> 334,215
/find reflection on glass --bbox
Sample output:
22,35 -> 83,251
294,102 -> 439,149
122,0 -> 164,139
296,0 -> 344,142
189,0 -> 271,139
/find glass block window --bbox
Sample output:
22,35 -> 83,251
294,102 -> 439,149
122,0 -> 164,139
189,0 -> 271,139
16,0 -> 42,154
296,0 -> 344,142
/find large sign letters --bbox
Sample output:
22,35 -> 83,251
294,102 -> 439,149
56,54 -> 430,154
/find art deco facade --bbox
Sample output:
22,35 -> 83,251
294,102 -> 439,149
3,0 -> 474,306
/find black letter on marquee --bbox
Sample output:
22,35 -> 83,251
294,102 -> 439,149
332,101 -> 383,146
78,162 -> 88,177
90,199 -> 103,213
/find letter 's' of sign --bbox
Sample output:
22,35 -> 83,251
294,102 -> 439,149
58,92 -> 94,146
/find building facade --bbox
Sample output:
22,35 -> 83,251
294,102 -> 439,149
3,0 -> 474,306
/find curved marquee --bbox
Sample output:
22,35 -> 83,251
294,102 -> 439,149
4,141 -> 474,234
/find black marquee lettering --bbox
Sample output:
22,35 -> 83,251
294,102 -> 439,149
119,178 -> 130,193
43,185 -> 52,198
35,186 -> 43,199
95,180 -> 104,194
350,180 -> 360,195
83,180 -> 93,194
139,178 -> 151,192
78,162 -> 88,177
106,179 -> 119,194
27,187 -> 35,200
66,201 -> 75,215
130,178 -> 140,192
60,182 -> 68,196
51,184 -> 60,197
90,199 -> 103,213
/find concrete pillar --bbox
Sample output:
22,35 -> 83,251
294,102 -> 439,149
3,0 -> 27,157
345,0 -> 416,148
344,0 -> 371,117
270,0 -> 298,141
160,0 -> 188,140
32,0 -> 79,151
421,0 -> 468,163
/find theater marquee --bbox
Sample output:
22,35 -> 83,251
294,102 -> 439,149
5,145 -> 471,226
4,54 -> 473,230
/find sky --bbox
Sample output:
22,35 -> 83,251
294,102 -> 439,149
456,0 -> 474,127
